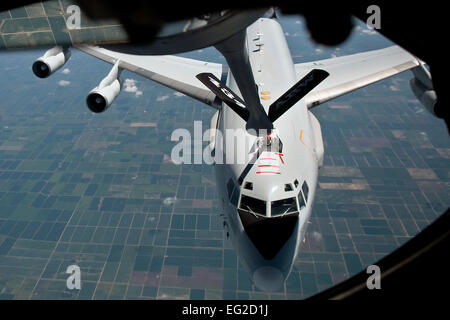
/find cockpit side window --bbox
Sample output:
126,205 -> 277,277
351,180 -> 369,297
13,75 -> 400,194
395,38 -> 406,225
298,191 -> 306,210
302,181 -> 309,202
239,195 -> 267,216
271,197 -> 298,216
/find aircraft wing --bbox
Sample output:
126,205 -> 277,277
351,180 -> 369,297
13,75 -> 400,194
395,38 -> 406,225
297,46 -> 420,108
75,45 -> 225,108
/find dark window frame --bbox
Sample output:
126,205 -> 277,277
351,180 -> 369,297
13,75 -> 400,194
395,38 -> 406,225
298,191 -> 306,210
271,197 -> 298,217
302,181 -> 309,202
239,194 -> 267,216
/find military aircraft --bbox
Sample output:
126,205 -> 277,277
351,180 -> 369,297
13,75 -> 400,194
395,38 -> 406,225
26,8 -> 437,292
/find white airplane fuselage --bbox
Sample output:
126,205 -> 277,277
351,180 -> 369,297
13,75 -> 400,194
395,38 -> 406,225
211,18 -> 324,291
28,5 -> 429,296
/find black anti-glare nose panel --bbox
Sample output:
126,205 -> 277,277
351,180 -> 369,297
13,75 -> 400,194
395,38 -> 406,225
238,210 -> 298,260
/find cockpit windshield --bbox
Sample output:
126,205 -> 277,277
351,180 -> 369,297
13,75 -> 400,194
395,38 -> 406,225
271,197 -> 298,216
239,195 -> 267,216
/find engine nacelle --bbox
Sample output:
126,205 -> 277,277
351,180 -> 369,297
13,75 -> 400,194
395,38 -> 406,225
86,60 -> 121,113
32,46 -> 71,78
86,80 -> 121,113
410,78 -> 439,117
409,61 -> 444,118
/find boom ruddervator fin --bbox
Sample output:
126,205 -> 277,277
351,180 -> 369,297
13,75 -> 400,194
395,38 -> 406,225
267,69 -> 329,122
197,69 -> 329,125
196,73 -> 249,121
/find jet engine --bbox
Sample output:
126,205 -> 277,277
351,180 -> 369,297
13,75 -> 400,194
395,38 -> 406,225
86,60 -> 121,113
32,46 -> 71,78
410,62 -> 443,118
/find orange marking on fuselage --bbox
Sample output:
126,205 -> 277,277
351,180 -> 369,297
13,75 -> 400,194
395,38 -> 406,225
300,129 -> 315,158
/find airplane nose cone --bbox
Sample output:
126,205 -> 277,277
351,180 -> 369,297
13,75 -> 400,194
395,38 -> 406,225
253,266 -> 284,292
